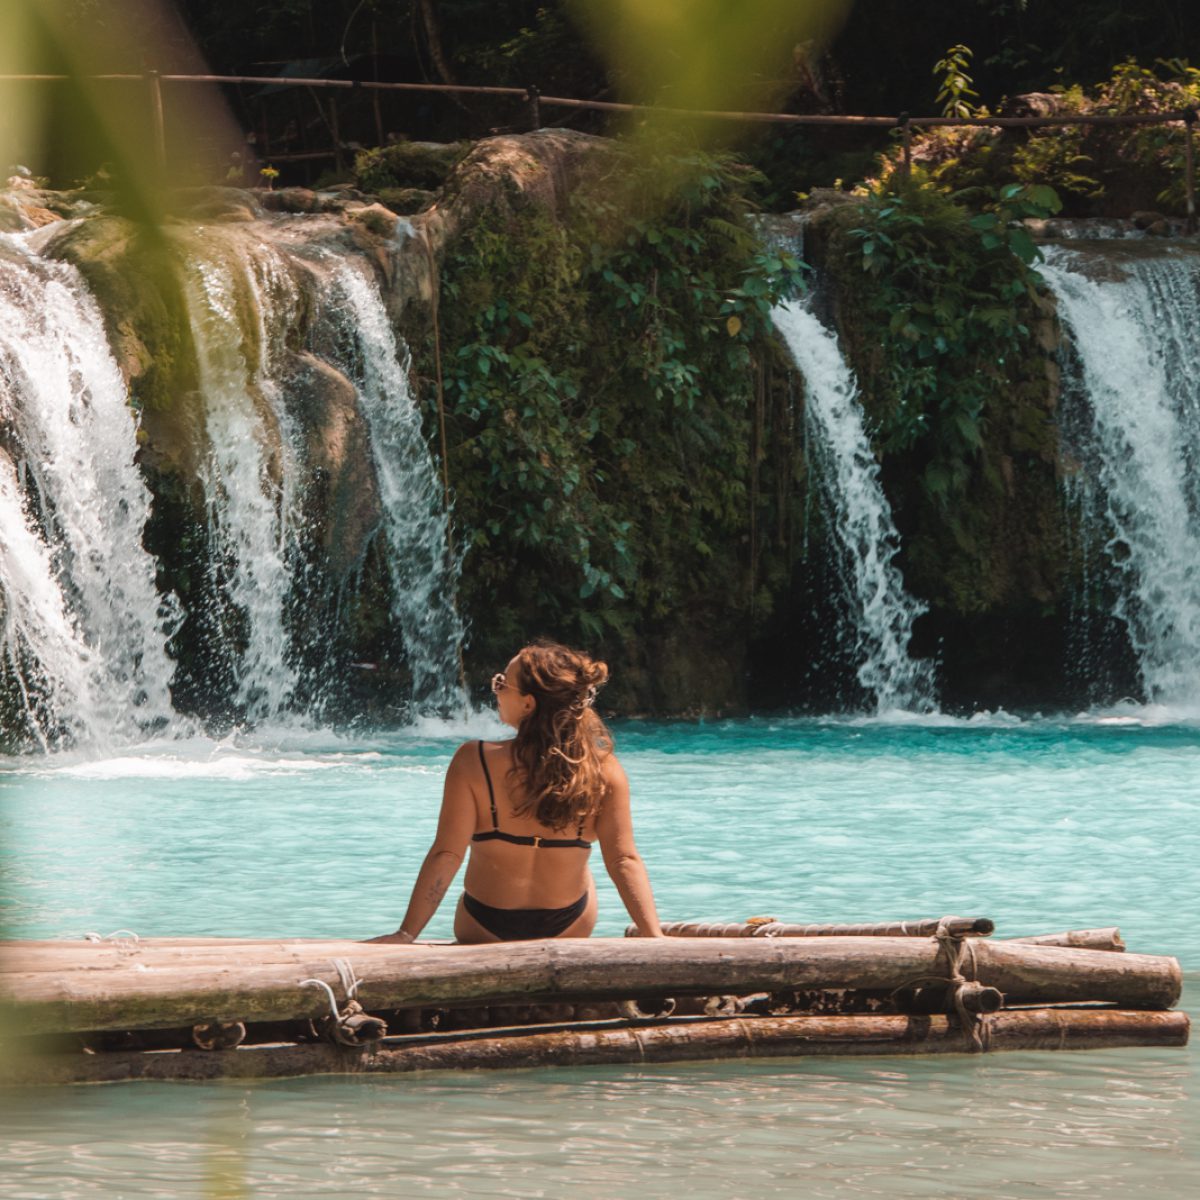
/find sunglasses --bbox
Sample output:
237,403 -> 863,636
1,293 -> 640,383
490,672 -> 512,695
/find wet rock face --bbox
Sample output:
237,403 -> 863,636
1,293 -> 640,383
282,351 -> 382,579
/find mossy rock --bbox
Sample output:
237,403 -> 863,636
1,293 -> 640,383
43,218 -> 198,420
376,187 -> 436,215
0,199 -> 26,233
354,141 -> 470,193
168,187 -> 263,222
347,202 -> 401,239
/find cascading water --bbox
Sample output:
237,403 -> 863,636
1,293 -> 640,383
0,237 -> 177,748
0,193 -> 470,752
181,230 -> 305,722
772,298 -> 935,713
0,451 -> 97,749
326,261 -> 466,713
1039,245 -> 1200,707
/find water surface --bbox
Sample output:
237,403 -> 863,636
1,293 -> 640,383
2,715 -> 1196,1198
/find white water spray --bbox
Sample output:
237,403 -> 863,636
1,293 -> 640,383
328,263 -> 466,713
182,231 -> 303,721
1039,246 -> 1200,705
772,298 -> 935,712
0,240 -> 177,747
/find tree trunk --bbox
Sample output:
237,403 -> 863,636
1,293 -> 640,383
417,1 -> 456,87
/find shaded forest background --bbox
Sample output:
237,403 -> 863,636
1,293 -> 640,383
26,2 -> 1200,197
171,1 -> 1197,115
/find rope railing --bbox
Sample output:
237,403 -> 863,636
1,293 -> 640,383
1,70 -> 1195,229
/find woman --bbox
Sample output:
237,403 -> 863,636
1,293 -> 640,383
369,641 -> 663,943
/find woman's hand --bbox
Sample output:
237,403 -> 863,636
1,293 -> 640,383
361,930 -> 415,944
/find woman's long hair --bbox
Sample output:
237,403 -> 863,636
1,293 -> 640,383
508,640 -> 614,830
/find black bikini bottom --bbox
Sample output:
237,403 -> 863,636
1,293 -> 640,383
462,890 -> 588,941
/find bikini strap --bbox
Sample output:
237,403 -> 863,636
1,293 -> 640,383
478,740 -> 499,830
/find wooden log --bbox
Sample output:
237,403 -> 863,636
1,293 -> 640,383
640,916 -> 995,939
0,940 -> 420,975
0,923 -> 1121,974
0,936 -> 1182,1036
1,1008 -> 1188,1086
1005,929 -> 1125,952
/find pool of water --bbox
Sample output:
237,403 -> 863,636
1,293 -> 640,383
1,714 -> 1197,1198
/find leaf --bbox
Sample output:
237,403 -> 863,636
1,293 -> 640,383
1025,184 -> 1063,215
1007,228 -> 1039,264
725,314 -> 743,337
953,411 -> 983,449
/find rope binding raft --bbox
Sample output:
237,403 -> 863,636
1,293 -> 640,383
299,958 -> 388,1048
930,917 -> 1001,1051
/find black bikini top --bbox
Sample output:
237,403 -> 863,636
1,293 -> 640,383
472,740 -> 593,849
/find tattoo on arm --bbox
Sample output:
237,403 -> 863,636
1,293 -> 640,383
425,873 -> 449,906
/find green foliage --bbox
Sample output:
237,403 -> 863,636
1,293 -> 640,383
429,148 -> 805,656
1009,108 -> 1101,199
829,177 -> 1055,503
876,58 -> 1200,216
966,182 -> 1063,264
933,45 -> 980,119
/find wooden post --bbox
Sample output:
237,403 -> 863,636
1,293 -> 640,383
330,94 -> 344,173
257,98 -> 271,160
526,85 -> 542,131
145,70 -> 167,175
898,112 -> 911,184
372,22 -> 385,146
1184,108 -> 1197,235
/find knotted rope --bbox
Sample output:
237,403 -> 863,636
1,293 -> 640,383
934,917 -> 992,1053
300,958 -> 386,1047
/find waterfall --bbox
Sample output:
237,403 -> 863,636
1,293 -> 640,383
181,230 -> 305,722
772,298 -> 935,713
0,451 -> 97,749
181,229 -> 466,721
1039,246 -> 1200,706
326,262 -> 466,713
0,215 -> 468,750
0,238 -> 177,748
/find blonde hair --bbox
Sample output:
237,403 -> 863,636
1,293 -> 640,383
508,640 -> 613,829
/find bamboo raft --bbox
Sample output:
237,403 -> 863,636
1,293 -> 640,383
0,916 -> 1187,1085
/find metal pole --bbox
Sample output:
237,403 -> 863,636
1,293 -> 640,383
1184,108 -> 1197,236
145,70 -> 167,174
898,111 -> 911,184
525,85 -> 541,131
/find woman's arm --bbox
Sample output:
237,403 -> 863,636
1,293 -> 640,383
595,755 -> 664,937
365,742 -> 477,943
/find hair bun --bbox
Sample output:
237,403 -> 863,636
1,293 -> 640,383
583,660 -> 609,689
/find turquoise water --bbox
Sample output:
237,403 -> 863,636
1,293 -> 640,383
2,714 -> 1197,1198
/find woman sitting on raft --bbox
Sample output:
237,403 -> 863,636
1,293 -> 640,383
370,641 -> 663,944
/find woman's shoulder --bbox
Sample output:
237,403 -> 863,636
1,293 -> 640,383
600,750 -> 627,786
452,737 -> 513,763
449,739 -> 486,769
